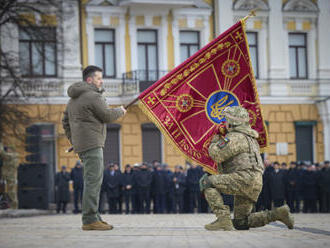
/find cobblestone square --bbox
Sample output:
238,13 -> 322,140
0,213 -> 330,248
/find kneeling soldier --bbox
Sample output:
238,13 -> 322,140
200,106 -> 294,231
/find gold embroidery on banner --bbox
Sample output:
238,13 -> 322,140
235,31 -> 243,41
147,96 -> 156,105
159,41 -> 232,96
248,109 -> 257,127
176,94 -> 194,113
221,59 -> 240,78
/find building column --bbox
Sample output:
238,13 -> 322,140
214,0 -> 233,35
61,0 -> 82,79
268,0 -> 287,79
317,99 -> 330,160
318,0 -> 330,78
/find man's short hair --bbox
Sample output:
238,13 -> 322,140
82,65 -> 103,81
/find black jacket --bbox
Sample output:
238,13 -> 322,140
55,171 -> 70,202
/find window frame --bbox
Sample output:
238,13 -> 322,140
137,29 -> 159,81
19,26 -> 57,78
246,31 -> 259,79
289,32 -> 308,79
94,28 -> 116,78
179,30 -> 200,63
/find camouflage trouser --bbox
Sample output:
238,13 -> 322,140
204,172 -> 270,229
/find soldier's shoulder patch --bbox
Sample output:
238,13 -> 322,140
216,138 -> 229,149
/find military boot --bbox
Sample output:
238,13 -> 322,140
271,205 -> 294,229
205,215 -> 234,231
248,204 -> 294,229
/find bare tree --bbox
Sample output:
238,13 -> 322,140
0,0 -> 76,142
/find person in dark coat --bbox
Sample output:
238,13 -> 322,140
186,163 -> 203,213
270,162 -> 286,208
256,160 -> 271,211
318,161 -> 330,213
302,165 -> 318,213
55,166 -> 71,213
294,162 -> 305,213
286,161 -> 299,213
70,160 -> 84,214
153,164 -> 168,213
163,163 -> 175,213
173,165 -> 186,213
131,163 -> 140,213
114,163 -> 123,214
122,164 -> 134,214
104,164 -> 121,214
134,162 -> 153,213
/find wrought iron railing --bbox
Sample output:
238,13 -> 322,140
122,70 -> 168,93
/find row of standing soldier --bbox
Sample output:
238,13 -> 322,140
256,160 -> 330,213
98,162 -> 208,214
56,159 -> 330,214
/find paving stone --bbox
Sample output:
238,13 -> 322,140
0,214 -> 329,248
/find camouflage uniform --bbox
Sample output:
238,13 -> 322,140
201,106 -> 294,230
0,143 -> 19,209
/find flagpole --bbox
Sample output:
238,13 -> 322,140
124,97 -> 139,109
242,8 -> 258,23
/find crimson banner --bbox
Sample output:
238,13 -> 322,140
138,20 -> 268,174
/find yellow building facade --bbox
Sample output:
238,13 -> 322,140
2,0 -> 330,175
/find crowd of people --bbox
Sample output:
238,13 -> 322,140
55,159 -> 330,215
256,160 -> 330,214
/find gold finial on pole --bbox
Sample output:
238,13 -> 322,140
242,8 -> 259,22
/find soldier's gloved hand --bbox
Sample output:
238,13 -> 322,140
199,173 -> 212,192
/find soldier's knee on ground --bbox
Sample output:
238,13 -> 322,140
232,218 -> 249,230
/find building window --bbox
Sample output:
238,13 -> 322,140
19,27 -> 57,77
137,30 -> 158,82
94,29 -> 116,78
289,33 -> 307,79
246,32 -> 259,78
104,124 -> 121,166
180,31 -> 200,63
142,123 -> 161,163
295,121 -> 315,163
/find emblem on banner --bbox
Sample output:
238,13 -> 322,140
176,94 -> 194,112
206,91 -> 239,124
221,60 -> 240,78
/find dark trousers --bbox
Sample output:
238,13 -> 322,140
56,201 -> 67,213
124,190 -> 132,214
154,193 -> 166,213
303,199 -> 317,213
273,199 -> 284,208
174,193 -> 184,213
287,190 -> 297,212
73,187 -> 83,212
108,197 -> 118,214
166,193 -> 175,213
320,191 -> 330,213
189,191 -> 201,213
98,190 -> 106,213
137,187 -> 150,213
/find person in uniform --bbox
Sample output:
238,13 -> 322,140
0,143 -> 19,209
70,160 -> 84,213
55,165 -> 71,213
199,106 -> 294,231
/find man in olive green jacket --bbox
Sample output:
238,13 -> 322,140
62,65 -> 126,231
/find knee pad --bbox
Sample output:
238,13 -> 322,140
232,218 -> 249,230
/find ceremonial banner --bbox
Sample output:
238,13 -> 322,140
138,20 -> 268,174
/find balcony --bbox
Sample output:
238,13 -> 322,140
122,70 -> 168,93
